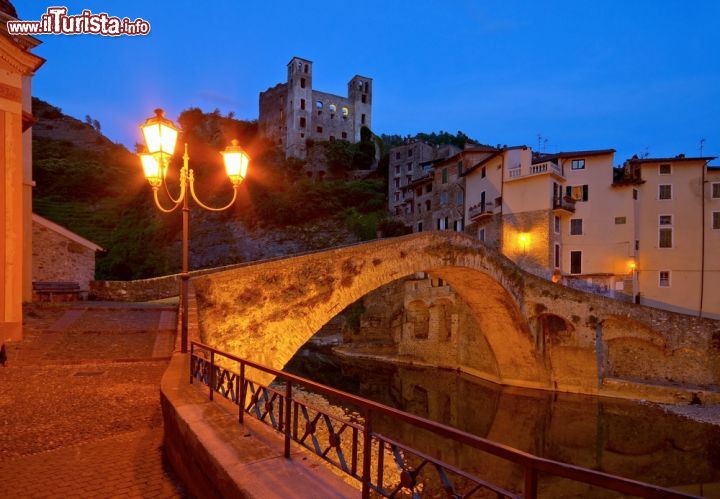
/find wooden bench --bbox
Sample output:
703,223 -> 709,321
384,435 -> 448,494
32,281 -> 83,302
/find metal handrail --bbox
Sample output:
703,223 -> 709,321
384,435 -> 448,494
189,340 -> 697,499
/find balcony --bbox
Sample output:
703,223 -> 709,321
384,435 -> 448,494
507,161 -> 563,181
553,196 -> 576,213
530,161 -> 562,176
468,202 -> 494,221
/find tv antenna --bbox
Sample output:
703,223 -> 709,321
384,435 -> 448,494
537,134 -> 548,153
699,138 -> 705,157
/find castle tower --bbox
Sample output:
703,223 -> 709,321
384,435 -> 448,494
348,75 -> 372,142
285,57 -> 313,158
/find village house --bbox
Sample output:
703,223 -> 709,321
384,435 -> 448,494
31,214 -> 103,300
459,146 -> 719,318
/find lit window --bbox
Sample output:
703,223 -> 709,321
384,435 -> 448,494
659,271 -> 671,287
659,184 -> 672,200
659,163 -> 671,175
659,228 -> 673,248
571,159 -> 585,170
566,185 -> 589,201
316,101 -> 323,109
341,107 -> 349,117
570,219 -> 583,235
329,104 -> 336,113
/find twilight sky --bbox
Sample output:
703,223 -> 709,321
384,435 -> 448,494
21,0 -> 720,163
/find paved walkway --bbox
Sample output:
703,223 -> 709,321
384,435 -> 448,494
0,302 -> 189,498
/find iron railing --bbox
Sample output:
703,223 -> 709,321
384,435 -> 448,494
189,341 -> 697,499
552,195 -> 577,213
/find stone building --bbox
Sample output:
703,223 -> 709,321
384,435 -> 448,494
395,145 -> 496,233
388,140 -> 460,217
0,2 -> 44,342
259,56 -> 372,159
31,214 -> 103,294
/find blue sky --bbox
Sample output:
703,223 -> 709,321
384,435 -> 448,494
21,0 -> 720,163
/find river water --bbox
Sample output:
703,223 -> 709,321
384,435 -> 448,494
284,346 -> 720,498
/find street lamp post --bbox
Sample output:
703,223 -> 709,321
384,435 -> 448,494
138,108 -> 249,353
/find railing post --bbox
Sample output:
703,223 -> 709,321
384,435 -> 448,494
284,380 -> 292,458
189,343 -> 194,384
524,467 -> 538,499
238,360 -> 245,424
209,350 -> 215,401
361,408 -> 372,499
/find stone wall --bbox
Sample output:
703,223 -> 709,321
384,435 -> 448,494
501,209 -> 553,271
90,274 -> 181,302
32,219 -> 96,291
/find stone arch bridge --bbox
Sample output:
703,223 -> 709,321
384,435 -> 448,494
191,232 -> 720,402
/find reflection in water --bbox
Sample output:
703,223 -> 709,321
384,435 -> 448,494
285,348 -> 720,497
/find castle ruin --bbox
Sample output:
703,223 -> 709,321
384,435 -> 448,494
259,57 -> 372,159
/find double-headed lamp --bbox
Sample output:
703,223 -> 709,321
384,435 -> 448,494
221,139 -> 250,186
140,108 -> 178,162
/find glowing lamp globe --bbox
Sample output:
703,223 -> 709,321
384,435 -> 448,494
221,139 -> 250,186
140,153 -> 162,187
140,108 -> 178,161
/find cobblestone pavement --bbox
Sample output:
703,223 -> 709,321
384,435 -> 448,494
0,303 -> 189,498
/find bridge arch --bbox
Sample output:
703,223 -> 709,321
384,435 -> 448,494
192,232 -> 550,389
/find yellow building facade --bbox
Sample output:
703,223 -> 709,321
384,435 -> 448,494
0,11 -> 44,342
624,157 -> 719,318
464,148 -> 719,319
